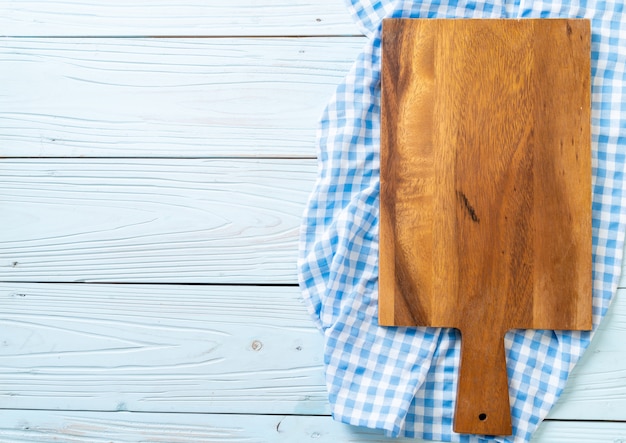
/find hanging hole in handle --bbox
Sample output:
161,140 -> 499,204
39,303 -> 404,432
478,413 -> 487,421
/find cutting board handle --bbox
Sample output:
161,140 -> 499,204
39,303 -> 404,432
454,328 -> 512,435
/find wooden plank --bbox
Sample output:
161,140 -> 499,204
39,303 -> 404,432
0,159 -> 315,283
0,283 -> 328,414
1,282 -> 625,420
0,1 -> 360,36
0,37 -> 364,158
0,411 -> 625,442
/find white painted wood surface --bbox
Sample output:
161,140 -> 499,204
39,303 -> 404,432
0,1 -> 360,36
2,411 -> 626,443
0,38 -> 364,158
0,283 -> 327,414
0,159 -> 314,283
1,1 -> 625,441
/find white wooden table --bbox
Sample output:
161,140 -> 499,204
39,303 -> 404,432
1,2 -> 625,441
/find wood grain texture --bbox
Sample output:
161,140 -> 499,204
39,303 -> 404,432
0,159 -> 315,283
0,0 -> 360,36
0,37 -> 363,158
1,411 -> 626,443
0,283 -> 327,414
0,283 -> 624,418
380,19 -> 591,435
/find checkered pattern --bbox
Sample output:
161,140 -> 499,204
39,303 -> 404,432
298,0 -> 626,441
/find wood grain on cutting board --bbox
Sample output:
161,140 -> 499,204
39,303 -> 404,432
379,19 -> 591,435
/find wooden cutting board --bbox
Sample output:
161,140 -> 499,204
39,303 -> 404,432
379,19 -> 591,436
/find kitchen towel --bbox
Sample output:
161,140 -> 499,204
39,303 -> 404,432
298,0 -> 626,441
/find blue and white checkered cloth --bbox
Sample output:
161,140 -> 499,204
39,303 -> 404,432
298,1 -> 626,441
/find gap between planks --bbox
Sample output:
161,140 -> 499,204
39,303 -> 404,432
0,281 -> 300,287
1,34 -> 364,39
